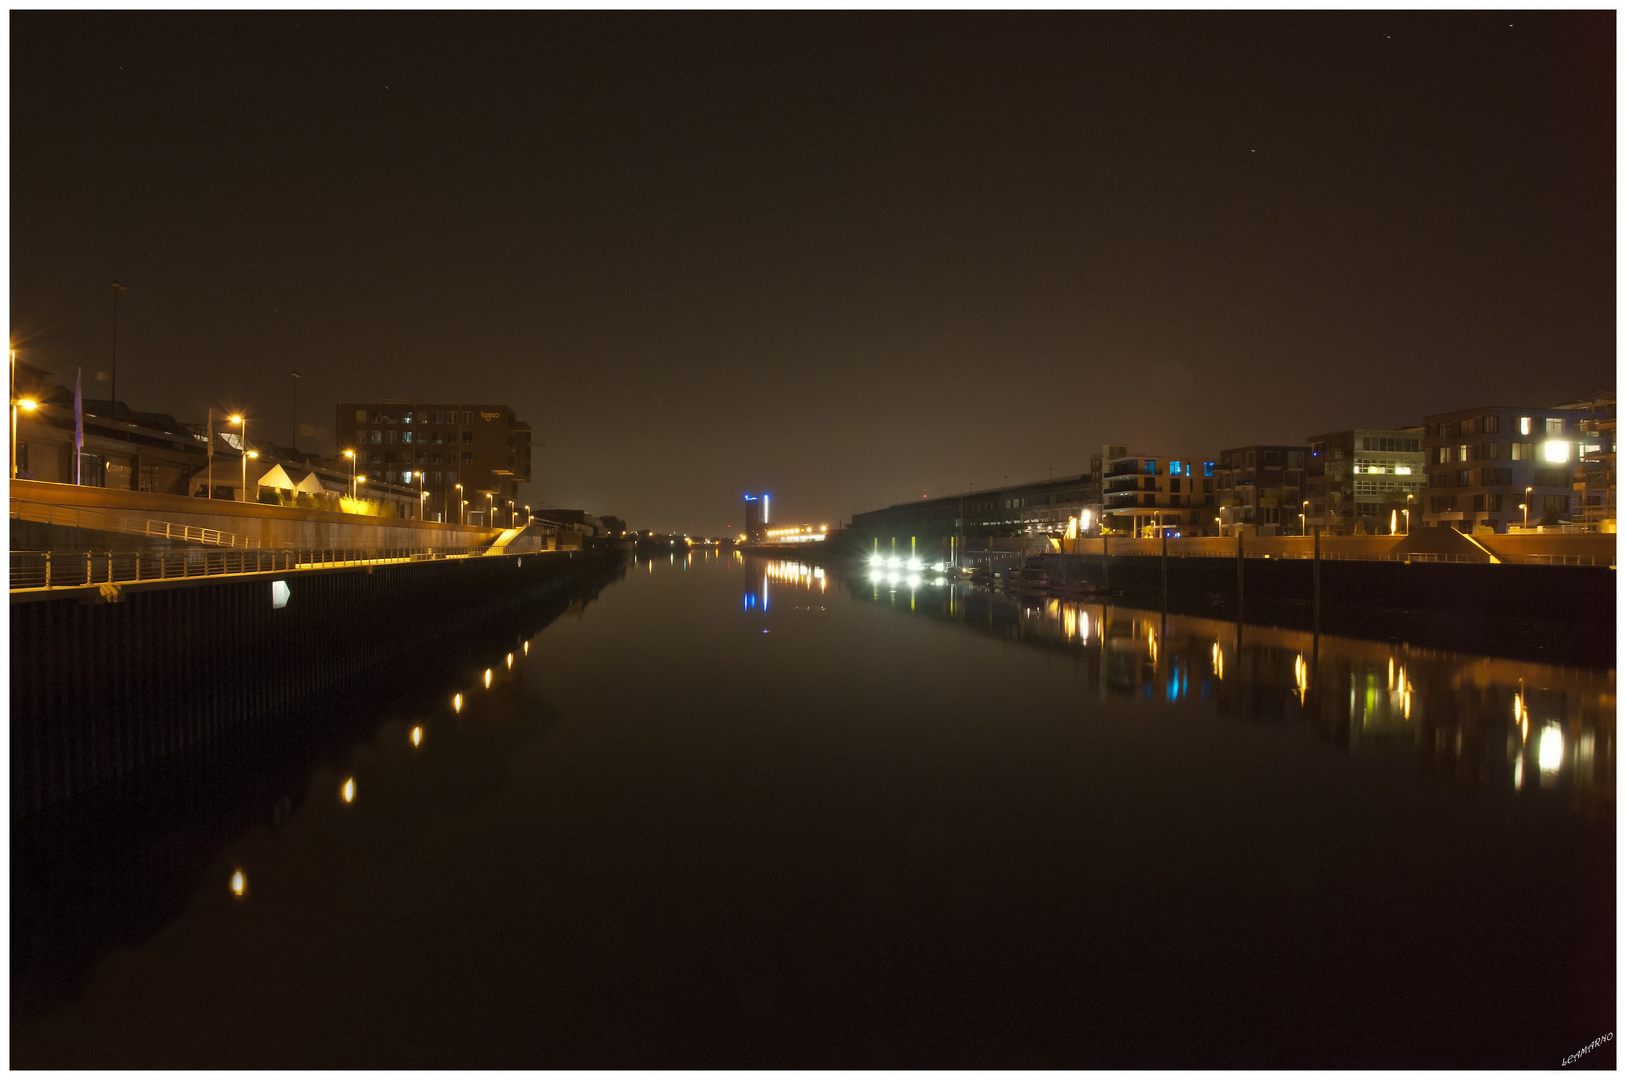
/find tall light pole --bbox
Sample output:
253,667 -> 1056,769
344,449 -> 356,499
11,348 -> 38,481
1525,485 -> 1534,529
1405,493 -> 1413,534
414,470 -> 424,519
1302,500 -> 1310,537
455,483 -> 463,525
486,492 -> 493,526
244,450 -> 259,501
109,281 -> 127,413
229,415 -> 248,501
290,372 -> 302,453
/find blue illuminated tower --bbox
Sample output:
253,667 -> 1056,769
744,493 -> 769,543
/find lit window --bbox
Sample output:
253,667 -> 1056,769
1520,417 -> 1532,435
1541,440 -> 1570,463
1545,417 -> 1564,435
1459,444 -> 1470,462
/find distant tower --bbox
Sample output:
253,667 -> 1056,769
744,493 -> 768,543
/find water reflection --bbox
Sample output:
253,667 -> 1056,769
12,558 -> 629,1020
734,558 -> 1614,821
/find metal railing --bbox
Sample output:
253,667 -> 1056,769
11,499 -> 262,549
10,546 -> 492,592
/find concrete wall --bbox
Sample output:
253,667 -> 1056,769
11,478 -> 504,551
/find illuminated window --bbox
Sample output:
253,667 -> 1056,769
1519,417 -> 1532,435
1545,417 -> 1564,435
1541,440 -> 1570,463
402,431 -> 414,444
1459,444 -> 1470,462
403,412 -> 414,425
369,430 -> 382,443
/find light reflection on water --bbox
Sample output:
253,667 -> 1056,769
749,557 -> 1615,820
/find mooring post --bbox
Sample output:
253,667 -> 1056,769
1161,528 -> 1169,612
1312,524 -> 1321,646
1236,532 -> 1245,624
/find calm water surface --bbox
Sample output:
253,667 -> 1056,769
11,551 -> 1615,1068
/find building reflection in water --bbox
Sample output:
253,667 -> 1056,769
747,558 -> 1615,821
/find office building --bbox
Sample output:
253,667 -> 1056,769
335,402 -> 532,525
1306,429 -> 1426,535
849,471 -> 1101,553
744,494 -> 768,542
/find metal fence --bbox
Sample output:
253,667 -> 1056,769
10,547 -> 486,591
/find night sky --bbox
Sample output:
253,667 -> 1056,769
10,12 -> 1614,534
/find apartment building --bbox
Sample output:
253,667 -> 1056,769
1093,444 -> 1216,537
1306,429 -> 1426,535
1213,444 -> 1309,536
1559,391 -> 1616,531
1418,406 -> 1582,532
335,402 -> 532,525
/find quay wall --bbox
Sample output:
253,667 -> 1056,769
10,478 -> 510,551
10,548 -> 619,817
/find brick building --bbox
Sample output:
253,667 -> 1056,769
335,402 -> 532,525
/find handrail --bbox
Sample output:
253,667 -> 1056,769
8,545 -> 510,592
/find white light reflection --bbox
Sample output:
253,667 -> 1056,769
1538,724 -> 1564,773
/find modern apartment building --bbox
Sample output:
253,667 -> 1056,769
1093,445 -> 1216,537
1418,406 -> 1581,532
1305,429 -> 1426,535
335,402 -> 532,525
1213,444 -> 1309,536
1559,391 -> 1616,531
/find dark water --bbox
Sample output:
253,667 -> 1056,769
11,551 -> 1616,1068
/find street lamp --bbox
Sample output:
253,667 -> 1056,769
507,499 -> 514,527
1214,516 -> 1221,536
414,470 -> 424,518
1521,502 -> 1529,529
1302,500 -> 1310,536
344,449 -> 356,499
228,415 -> 248,501
455,483 -> 463,525
244,450 -> 259,502
486,492 -> 493,525
11,347 -> 38,480
1405,493 -> 1414,535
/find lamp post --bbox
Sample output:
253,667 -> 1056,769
11,348 -> 38,481
420,490 -> 430,520
229,415 -> 248,501
244,450 -> 259,501
455,483 -> 463,525
1405,493 -> 1414,534
507,499 -> 515,527
1521,502 -> 1529,529
109,281 -> 126,412
344,449 -> 356,499
290,372 -> 302,452
1214,516 -> 1221,537
414,470 -> 424,519
486,492 -> 493,526
1302,500 -> 1310,536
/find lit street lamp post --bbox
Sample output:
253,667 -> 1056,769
1521,502 -> 1529,529
455,483 -> 463,525
229,415 -> 248,501
344,449 -> 356,499
1405,493 -> 1413,534
414,470 -> 424,519
11,348 -> 39,481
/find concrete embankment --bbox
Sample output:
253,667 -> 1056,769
10,546 -> 623,817
10,478 -> 537,552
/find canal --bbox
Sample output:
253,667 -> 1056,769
11,550 -> 1615,1068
